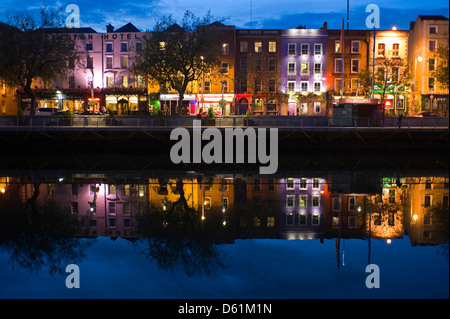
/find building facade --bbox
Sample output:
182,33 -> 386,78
281,26 -> 327,116
408,15 -> 449,115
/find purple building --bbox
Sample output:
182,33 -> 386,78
281,25 -> 328,116
279,177 -> 327,240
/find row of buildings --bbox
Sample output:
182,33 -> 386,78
2,173 -> 448,246
0,15 -> 448,117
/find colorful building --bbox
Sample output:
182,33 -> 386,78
408,15 -> 449,115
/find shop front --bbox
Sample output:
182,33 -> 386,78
160,94 -> 196,115
421,94 -> 449,116
197,94 -> 234,115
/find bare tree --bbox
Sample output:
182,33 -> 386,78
0,8 -> 80,115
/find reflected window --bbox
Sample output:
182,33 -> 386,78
123,218 -> 131,228
138,185 -> 145,197
123,202 -> 130,215
423,212 -> 431,225
286,213 -> 294,226
348,197 -> 356,211
299,214 -> 307,225
108,184 -> 116,195
424,195 -> 432,208
204,197 -> 211,209
124,185 -> 130,196
313,178 -> 320,189
299,195 -> 308,207
312,196 -> 320,207
332,197 -> 341,212
267,217 -> 275,227
300,178 -> 307,190
109,218 -> 116,228
268,179 -> 275,191
108,202 -> 116,215
286,178 -> 295,190
312,214 -> 320,225
332,217 -> 340,228
286,195 -> 295,207
348,216 -> 357,228
254,217 -> 261,227
71,202 -> 79,214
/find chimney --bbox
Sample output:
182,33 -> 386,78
106,24 -> 114,33
409,21 -> 415,30
322,22 -> 327,30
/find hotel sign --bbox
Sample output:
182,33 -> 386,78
339,98 -> 378,104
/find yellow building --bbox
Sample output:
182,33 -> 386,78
148,177 -> 200,212
405,176 -> 449,245
0,79 -> 17,116
408,15 -> 449,115
369,29 -> 410,115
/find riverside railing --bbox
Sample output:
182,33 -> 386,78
0,115 -> 448,131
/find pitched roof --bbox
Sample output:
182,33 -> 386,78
418,15 -> 449,21
114,23 -> 141,32
44,27 -> 98,34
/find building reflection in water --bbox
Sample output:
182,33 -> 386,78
0,172 -> 448,274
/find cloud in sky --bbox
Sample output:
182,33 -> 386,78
0,0 -> 448,32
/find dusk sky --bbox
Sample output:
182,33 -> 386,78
0,0 -> 448,32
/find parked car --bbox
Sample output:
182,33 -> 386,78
51,110 -> 66,116
417,111 -> 438,117
36,107 -> 60,116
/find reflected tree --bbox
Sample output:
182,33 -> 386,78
137,179 -> 226,276
0,183 -> 91,275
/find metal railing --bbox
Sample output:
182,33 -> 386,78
0,115 -> 448,131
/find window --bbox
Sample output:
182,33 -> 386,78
287,81 -> 295,93
300,178 -> 307,189
240,58 -> 248,72
254,41 -> 262,53
392,43 -> 399,57
254,216 -> 261,227
267,98 -> 277,111
240,41 -> 248,53
378,43 -> 385,56
314,63 -> 322,74
222,80 -> 228,93
428,77 -> 435,90
254,59 -> 262,72
351,78 -> 359,92
109,218 -> 116,228
301,43 -> 309,55
255,79 -> 262,92
221,62 -> 229,74
429,25 -> 438,34
121,75 -> 128,87
268,41 -> 276,53
108,202 -> 116,215
299,195 -> 307,207
106,56 -> 113,69
424,195 -> 432,207
429,40 -> 437,52
351,59 -> 360,73
299,214 -> 307,225
425,179 -> 432,189
253,178 -> 261,191
159,42 -> 166,50
204,197 -> 211,209
335,58 -> 342,73
300,62 -> 309,75
267,217 -> 275,227
313,178 -> 320,189
429,58 -> 436,72
312,214 -> 320,225
301,81 -> 308,92
106,76 -> 113,87
286,195 -> 295,208
71,183 -> 77,196
288,43 -> 296,56
288,62 -> 296,75
85,43 -> 93,51
332,197 -> 341,212
135,42 -> 143,52
286,178 -> 295,190
240,79 -> 247,92
286,213 -> 294,225
120,42 -> 128,52
71,202 -> 79,214
268,58 -> 276,72
314,43 -> 322,55
351,41 -> 360,53
221,43 -> 229,55
121,56 -> 128,69
314,101 -> 321,112
268,79 -> 276,92
348,216 -> 357,228
68,76 -> 75,89
86,56 -> 93,69
301,103 -> 308,113
108,184 -> 116,195
312,196 -> 320,207
388,189 -> 396,204
124,185 -> 130,196
348,197 -> 356,211
204,81 -> 211,92
334,78 -> 342,92
314,82 -> 321,93
124,218 -> 131,228
335,40 -> 341,53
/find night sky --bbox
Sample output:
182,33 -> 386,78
0,0 -> 448,32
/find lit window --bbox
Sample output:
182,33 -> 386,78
221,43 -> 229,55
254,41 -> 262,53
268,41 -> 276,53
288,43 -> 296,56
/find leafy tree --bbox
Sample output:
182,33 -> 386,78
134,11 -> 225,115
434,44 -> 449,91
0,8 -> 79,115
357,68 -> 373,97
